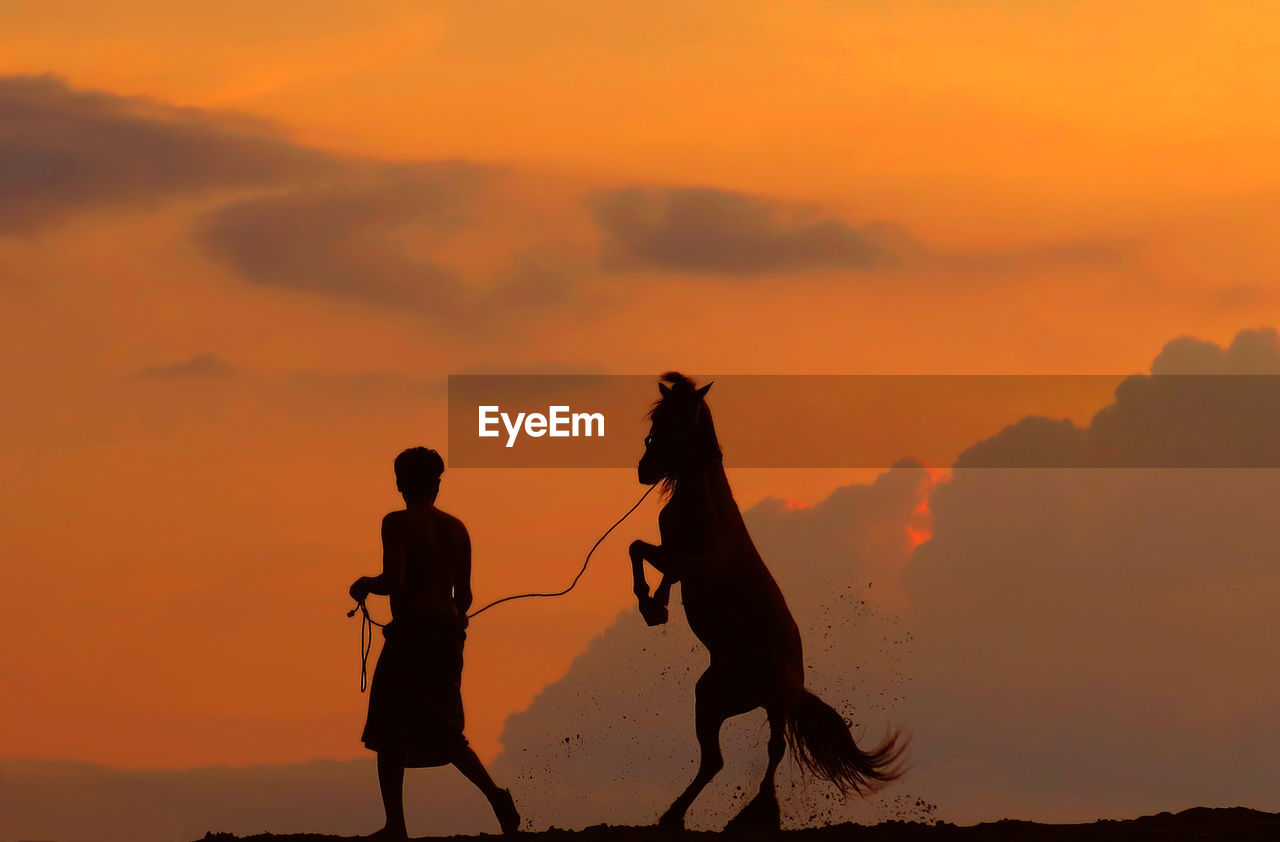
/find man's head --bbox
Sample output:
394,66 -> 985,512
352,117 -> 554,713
394,447 -> 445,504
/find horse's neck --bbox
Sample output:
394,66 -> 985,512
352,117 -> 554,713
671,463 -> 737,516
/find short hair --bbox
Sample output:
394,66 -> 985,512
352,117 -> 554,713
394,447 -> 444,498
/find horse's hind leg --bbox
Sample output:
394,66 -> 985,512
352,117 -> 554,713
658,668 -> 737,830
725,704 -> 785,831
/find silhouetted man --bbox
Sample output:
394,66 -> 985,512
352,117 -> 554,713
349,447 -> 519,837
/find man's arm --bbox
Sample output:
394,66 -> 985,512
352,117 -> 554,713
454,526 -> 473,622
350,513 -> 406,600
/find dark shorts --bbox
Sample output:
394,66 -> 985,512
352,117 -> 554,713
361,619 -> 467,767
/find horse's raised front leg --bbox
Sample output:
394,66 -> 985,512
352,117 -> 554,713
629,540 -> 676,626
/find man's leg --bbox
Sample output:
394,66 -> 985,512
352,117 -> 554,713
374,752 -> 408,838
453,744 -> 520,833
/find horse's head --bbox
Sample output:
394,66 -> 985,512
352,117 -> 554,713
639,372 -> 719,485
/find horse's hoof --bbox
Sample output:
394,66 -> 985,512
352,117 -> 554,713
639,598 -> 669,626
657,810 -> 685,831
725,793 -> 781,832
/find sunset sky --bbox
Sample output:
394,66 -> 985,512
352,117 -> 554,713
4,1 -> 1280,834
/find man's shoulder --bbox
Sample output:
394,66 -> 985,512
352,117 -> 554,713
433,508 -> 468,535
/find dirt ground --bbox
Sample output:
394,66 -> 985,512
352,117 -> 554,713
196,806 -> 1280,842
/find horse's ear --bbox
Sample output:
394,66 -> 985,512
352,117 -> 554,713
658,382 -> 672,397
696,382 -> 713,399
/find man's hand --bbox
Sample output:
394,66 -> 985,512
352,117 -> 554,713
349,577 -> 371,603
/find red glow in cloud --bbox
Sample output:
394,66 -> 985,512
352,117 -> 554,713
906,465 -> 946,550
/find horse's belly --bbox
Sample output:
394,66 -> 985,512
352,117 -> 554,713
679,585 -> 731,649
680,581 -> 799,666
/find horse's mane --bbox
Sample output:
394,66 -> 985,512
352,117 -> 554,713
649,373 -> 723,496
647,371 -> 701,419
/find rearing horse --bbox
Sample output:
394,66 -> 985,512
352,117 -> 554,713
629,372 -> 905,830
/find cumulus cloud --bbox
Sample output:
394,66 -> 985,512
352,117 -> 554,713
956,328 -> 1280,468
904,469 -> 1280,821
0,74 -> 330,233
900,327 -> 1280,821
591,186 -> 906,275
1150,327 -> 1280,375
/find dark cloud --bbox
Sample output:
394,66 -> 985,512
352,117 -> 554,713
0,75 -> 566,324
138,351 -> 238,378
3,73 -> 1119,315
197,164 -> 488,312
196,165 -> 581,324
591,186 -> 904,275
590,185 -> 1129,279
0,74 -> 330,233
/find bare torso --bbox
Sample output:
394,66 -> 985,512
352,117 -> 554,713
386,506 -> 470,629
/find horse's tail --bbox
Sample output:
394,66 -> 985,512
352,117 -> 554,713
784,689 -> 907,796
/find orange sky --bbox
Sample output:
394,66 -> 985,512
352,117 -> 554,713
3,0 -> 1280,769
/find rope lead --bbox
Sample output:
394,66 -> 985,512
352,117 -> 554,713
348,483 -> 657,692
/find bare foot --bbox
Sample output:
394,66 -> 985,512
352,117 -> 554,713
490,788 -> 520,834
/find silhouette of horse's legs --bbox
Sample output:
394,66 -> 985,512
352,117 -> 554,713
629,540 -> 674,625
725,705 -> 786,831
659,667 -> 748,829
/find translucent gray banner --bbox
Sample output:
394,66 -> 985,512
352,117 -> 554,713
447,374 -> 1280,468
